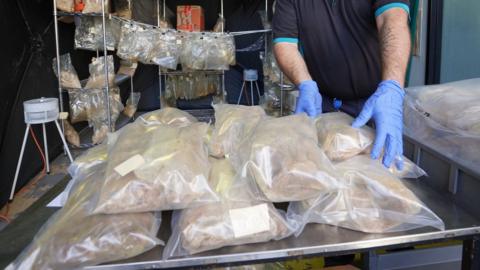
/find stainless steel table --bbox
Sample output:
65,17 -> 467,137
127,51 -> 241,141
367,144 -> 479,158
88,178 -> 480,270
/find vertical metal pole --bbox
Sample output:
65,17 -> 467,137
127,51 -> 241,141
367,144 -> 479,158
250,82 -> 254,106
42,123 -> 50,173
54,120 -> 74,163
157,0 -> 161,27
221,0 -> 226,102
52,0 -> 64,129
264,0 -> 268,57
157,0 -> 164,108
163,0 -> 166,20
10,124 -> 30,200
101,0 -> 112,131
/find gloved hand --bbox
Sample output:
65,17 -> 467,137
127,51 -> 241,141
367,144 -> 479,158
352,80 -> 405,169
295,80 -> 322,117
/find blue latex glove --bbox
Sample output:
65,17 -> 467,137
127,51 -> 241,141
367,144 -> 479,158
295,80 -> 322,117
352,80 -> 405,169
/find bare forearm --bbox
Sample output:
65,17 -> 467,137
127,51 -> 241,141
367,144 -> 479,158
273,43 -> 312,85
376,9 -> 411,87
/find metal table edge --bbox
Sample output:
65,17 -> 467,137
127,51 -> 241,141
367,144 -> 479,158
87,226 -> 480,270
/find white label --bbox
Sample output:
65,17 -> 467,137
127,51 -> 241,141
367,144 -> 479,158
229,203 -> 270,238
114,154 -> 145,176
176,39 -> 182,45
59,112 -> 69,120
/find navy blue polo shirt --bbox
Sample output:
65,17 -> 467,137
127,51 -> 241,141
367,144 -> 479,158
273,0 -> 410,100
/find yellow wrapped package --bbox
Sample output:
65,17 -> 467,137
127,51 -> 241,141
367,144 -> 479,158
6,166 -> 162,270
93,120 -> 218,213
163,158 -> 292,258
287,155 -> 444,234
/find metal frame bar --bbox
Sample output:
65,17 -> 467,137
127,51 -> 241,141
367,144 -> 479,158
101,0 -> 112,131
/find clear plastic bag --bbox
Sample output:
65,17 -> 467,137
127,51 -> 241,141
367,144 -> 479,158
74,17 -> 118,51
315,112 -> 374,161
56,0 -> 74,12
68,88 -> 89,123
231,114 -> 338,202
117,23 -> 157,64
213,15 -> 225,32
180,33 -> 235,70
113,0 -> 131,19
209,104 -> 266,158
52,53 -> 81,89
163,158 -> 292,258
287,155 -> 445,235
85,55 -> 115,89
63,120 -> 80,147
6,167 -> 162,270
87,87 -> 124,144
136,107 -> 197,126
82,0 -> 109,13
93,121 -> 218,213
150,30 -> 180,70
123,92 -> 141,118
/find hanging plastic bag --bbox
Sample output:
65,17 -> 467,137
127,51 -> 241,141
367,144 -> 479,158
287,155 -> 445,235
123,92 -> 141,118
68,88 -> 89,123
52,53 -> 82,89
113,0 -> 131,18
150,30 -> 180,70
205,33 -> 236,70
180,32 -> 207,70
6,167 -> 163,270
136,107 -> 197,126
230,114 -> 338,202
209,104 -> 266,158
85,55 -> 115,89
63,120 -> 80,147
87,87 -> 124,144
213,15 -> 225,32
74,17 -> 118,51
93,121 -> 218,214
82,0 -> 109,13
117,23 -> 157,64
56,0 -> 74,12
315,112 -> 374,161
163,158 -> 292,258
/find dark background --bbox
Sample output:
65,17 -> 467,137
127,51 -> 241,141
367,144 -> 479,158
0,0 -> 271,208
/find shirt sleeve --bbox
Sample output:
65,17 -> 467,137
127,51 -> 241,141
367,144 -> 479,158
373,0 -> 410,17
272,0 -> 299,44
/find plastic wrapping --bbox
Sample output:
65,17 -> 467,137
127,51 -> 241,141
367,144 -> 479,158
93,121 -> 218,214
82,0 -> 109,13
6,167 -> 162,270
74,17 -> 119,51
150,30 -> 180,70
117,23 -> 157,64
85,55 -> 115,89
231,114 -> 338,202
113,0 -> 132,18
213,16 -> 225,32
56,0 -> 74,12
163,158 -> 292,258
165,73 -> 219,101
287,155 -> 445,235
123,92 -> 141,118
52,53 -> 81,89
68,88 -> 89,123
180,32 -> 235,70
209,104 -> 266,158
87,87 -> 124,144
63,120 -> 80,147
315,112 -> 374,161
136,107 -> 198,126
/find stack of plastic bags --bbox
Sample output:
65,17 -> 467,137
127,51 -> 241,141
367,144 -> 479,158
74,17 -> 120,51
165,72 -> 219,102
404,78 -> 480,169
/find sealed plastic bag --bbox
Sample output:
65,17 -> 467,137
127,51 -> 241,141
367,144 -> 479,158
68,88 -> 89,123
287,155 -> 445,234
315,112 -> 374,161
52,53 -> 81,89
150,30 -> 180,70
205,33 -> 236,70
136,107 -> 197,126
56,0 -> 74,12
85,55 -> 115,89
163,158 -> 292,258
123,92 -> 141,118
209,104 -> 266,158
63,120 -> 80,147
82,0 -> 109,13
231,114 -> 338,202
117,23 -> 157,64
74,17 -> 119,51
113,0 -> 131,18
87,87 -> 124,144
93,121 -> 218,213
6,167 -> 162,270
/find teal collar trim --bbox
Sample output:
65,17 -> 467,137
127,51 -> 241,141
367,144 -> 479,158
375,3 -> 410,17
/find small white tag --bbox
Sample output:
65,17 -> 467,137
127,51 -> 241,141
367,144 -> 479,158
59,112 -> 69,120
176,39 -> 182,45
229,203 -> 270,238
114,154 -> 145,176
